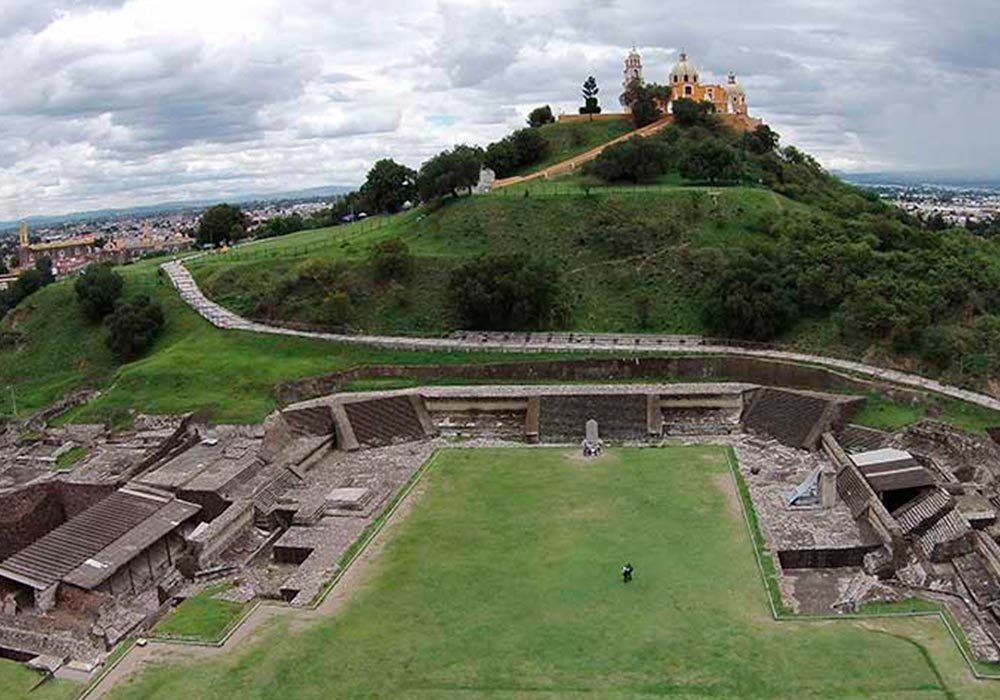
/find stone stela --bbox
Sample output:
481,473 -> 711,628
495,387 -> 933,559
583,419 -> 603,457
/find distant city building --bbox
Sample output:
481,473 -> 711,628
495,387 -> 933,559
103,223 -> 194,262
18,221 -> 98,277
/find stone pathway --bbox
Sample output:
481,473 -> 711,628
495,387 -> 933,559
162,259 -> 1000,413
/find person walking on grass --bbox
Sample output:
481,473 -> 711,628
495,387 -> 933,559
622,563 -> 634,584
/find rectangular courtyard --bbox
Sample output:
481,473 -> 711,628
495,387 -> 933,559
104,446 -> 996,700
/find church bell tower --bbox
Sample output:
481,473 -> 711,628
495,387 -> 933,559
620,46 -> 644,111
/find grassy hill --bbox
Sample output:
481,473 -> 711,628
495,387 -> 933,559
192,186 -> 789,336
512,118 -> 634,176
6,116 -> 1000,425
186,117 -> 1000,393
0,254 -> 584,425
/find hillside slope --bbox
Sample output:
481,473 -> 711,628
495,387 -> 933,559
192,187 -> 787,335
0,257 -> 570,424
187,119 -> 1000,392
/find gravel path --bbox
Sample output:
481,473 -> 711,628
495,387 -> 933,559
162,259 -> 1000,413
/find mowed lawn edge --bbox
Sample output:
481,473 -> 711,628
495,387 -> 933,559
97,445 -> 999,700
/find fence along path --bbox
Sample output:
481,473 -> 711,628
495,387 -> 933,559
162,259 -> 1000,413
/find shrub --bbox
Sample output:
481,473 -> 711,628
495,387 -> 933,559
703,252 -> 797,340
527,105 -> 555,128
258,214 -> 305,239
75,264 -> 124,322
370,237 -> 413,283
106,295 -> 165,360
585,137 -> 670,183
678,139 -> 739,184
449,254 -> 562,331
671,98 -> 717,128
484,128 -> 549,177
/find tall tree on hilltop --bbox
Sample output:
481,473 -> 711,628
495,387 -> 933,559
579,76 -> 601,119
360,159 -> 417,214
416,145 -> 484,201
197,204 -> 247,247
527,105 -> 555,128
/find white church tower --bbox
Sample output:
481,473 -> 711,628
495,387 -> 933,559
620,46 -> 644,112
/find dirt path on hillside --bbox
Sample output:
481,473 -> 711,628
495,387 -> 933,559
83,482 -> 429,699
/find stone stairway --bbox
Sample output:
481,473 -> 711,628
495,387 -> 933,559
894,489 -> 954,537
741,389 -> 838,449
281,405 -> 334,437
836,424 -> 891,453
342,396 -> 427,447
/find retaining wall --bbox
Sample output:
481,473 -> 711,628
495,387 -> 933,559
275,356 -> 929,408
0,482 -> 117,560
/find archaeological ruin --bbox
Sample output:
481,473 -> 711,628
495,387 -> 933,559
3,362 -> 1000,682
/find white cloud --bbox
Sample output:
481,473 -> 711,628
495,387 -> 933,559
0,0 -> 999,219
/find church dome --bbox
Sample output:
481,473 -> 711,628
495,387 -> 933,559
669,51 -> 699,84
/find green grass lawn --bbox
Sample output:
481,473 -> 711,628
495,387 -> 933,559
852,396 -> 927,432
3,658 -> 80,700
0,257 -> 593,424
509,118 -> 635,177
153,583 -> 247,642
106,447 -> 995,699
54,445 -> 88,471
189,188 -> 786,337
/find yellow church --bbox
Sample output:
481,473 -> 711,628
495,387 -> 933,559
621,47 -> 752,119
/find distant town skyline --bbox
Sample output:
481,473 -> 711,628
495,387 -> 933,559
1,0 -> 998,219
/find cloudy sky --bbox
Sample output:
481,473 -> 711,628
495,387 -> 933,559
1,0 -> 998,219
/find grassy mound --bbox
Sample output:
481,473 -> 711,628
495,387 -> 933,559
513,118 -> 634,176
102,447 -> 995,700
192,187 -> 789,336
0,255 -> 571,424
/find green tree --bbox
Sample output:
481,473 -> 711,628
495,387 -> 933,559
74,264 -> 124,322
197,204 -> 246,247
510,128 -> 548,165
484,129 -> 548,177
369,237 -> 414,283
417,145 -> 484,201
35,256 -> 55,286
527,105 -> 555,128
625,80 -> 663,128
105,295 -> 165,360
586,137 -> 670,184
360,158 -> 418,213
703,252 -> 797,340
678,140 -> 739,184
449,254 -> 563,330
8,268 -> 44,305
484,138 -> 519,176
671,98 -> 716,128
259,213 -> 305,239
579,76 -> 601,117
746,124 -> 780,154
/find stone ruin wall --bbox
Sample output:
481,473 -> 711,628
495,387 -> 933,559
274,356 -> 929,410
0,482 -> 117,560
